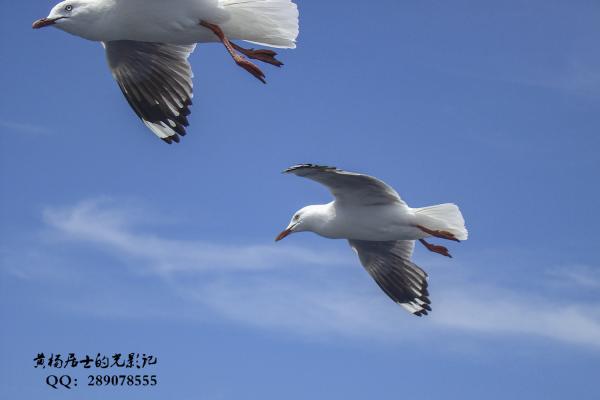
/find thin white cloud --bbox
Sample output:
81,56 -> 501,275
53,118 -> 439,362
547,265 -> 600,290
42,198 -> 348,275
7,198 -> 600,349
539,57 -> 600,94
431,50 -> 600,97
0,119 -> 51,135
433,287 -> 600,349
505,59 -> 600,95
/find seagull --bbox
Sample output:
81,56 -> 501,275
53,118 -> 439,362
32,0 -> 299,144
276,164 -> 468,316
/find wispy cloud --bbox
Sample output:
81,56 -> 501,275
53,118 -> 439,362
42,198 -> 347,275
433,52 -> 600,97
505,57 -> 600,95
433,287 -> 600,349
0,119 -> 51,135
547,265 -> 600,290
4,198 -> 600,350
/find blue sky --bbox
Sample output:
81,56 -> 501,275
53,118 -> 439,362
1,0 -> 600,398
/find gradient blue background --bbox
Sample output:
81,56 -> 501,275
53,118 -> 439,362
1,1 -> 600,399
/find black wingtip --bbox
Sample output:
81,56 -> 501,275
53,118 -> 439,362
283,164 -> 338,174
414,309 -> 429,317
161,133 -> 184,144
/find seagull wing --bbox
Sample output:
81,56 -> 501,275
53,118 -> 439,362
349,239 -> 431,316
284,164 -> 407,207
104,40 -> 196,144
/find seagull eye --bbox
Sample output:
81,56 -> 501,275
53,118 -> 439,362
65,5 -> 73,11
294,215 -> 300,221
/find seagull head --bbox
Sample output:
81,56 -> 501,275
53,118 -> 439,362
32,1 -> 99,33
276,205 -> 323,242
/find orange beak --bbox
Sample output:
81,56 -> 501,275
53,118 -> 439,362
275,228 -> 293,242
32,17 -> 62,29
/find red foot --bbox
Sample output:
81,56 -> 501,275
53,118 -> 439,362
200,20 -> 267,84
416,225 -> 460,242
419,239 -> 452,258
234,56 -> 266,83
232,43 -> 283,67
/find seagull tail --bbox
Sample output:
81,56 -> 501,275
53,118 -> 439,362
413,203 -> 469,241
220,0 -> 299,49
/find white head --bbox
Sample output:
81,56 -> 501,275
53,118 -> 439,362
275,205 -> 327,242
32,1 -> 104,37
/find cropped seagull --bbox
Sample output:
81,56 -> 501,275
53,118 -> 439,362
33,0 -> 299,144
276,164 -> 468,316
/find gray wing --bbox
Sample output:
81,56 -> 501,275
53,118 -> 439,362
284,164 -> 408,207
349,240 -> 431,316
104,40 -> 196,144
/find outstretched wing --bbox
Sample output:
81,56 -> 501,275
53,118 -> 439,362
104,40 -> 196,144
284,164 -> 407,207
349,240 -> 431,316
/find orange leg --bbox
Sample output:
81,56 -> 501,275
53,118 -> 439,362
419,239 -> 452,258
230,42 -> 283,67
200,21 -> 266,84
416,225 -> 460,242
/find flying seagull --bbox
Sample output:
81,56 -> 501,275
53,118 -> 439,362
33,0 -> 299,144
276,164 -> 468,316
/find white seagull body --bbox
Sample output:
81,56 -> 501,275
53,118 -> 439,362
276,164 -> 469,316
33,0 -> 299,143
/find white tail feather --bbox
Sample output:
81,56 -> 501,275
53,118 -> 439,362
414,203 -> 468,241
220,0 -> 299,48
